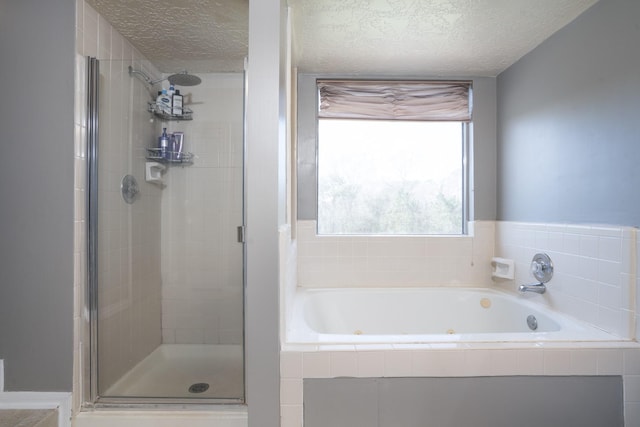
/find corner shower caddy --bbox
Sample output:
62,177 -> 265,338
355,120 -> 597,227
147,101 -> 193,122
145,102 -> 195,166
145,148 -> 194,165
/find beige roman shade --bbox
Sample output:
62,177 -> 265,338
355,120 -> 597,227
317,80 -> 472,122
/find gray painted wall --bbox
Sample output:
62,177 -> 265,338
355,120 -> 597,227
0,0 -> 75,391
497,0 -> 640,225
297,75 -> 497,222
305,376 -> 624,427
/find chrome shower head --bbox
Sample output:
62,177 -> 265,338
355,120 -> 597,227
128,66 -> 202,87
168,71 -> 202,87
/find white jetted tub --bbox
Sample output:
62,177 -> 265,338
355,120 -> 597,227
287,287 -> 619,344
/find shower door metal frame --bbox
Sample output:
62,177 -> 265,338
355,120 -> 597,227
83,56 -> 247,408
84,56 -> 100,406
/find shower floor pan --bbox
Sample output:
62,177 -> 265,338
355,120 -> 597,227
103,344 -> 243,400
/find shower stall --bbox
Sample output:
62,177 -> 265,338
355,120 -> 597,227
85,57 -> 245,404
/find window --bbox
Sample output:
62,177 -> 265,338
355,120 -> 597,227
316,80 -> 471,235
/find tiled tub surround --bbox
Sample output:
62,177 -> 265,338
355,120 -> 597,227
494,222 -> 637,341
283,220 -> 640,427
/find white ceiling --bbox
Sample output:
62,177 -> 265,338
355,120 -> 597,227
86,0 -> 249,73
88,0 -> 598,76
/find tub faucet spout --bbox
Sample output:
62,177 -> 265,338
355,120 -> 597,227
518,282 -> 546,294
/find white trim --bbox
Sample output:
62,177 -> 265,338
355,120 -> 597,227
0,392 -> 72,427
74,410 -> 248,427
0,360 -> 3,391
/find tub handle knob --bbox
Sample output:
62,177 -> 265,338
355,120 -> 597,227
530,253 -> 553,283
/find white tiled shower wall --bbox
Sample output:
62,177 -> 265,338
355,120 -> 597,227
74,0 -> 163,408
160,74 -> 244,345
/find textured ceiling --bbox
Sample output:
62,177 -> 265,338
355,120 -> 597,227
290,0 -> 598,76
85,0 -> 249,73
88,0 -> 597,76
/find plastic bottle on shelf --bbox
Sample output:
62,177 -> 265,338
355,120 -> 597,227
157,89 -> 171,115
172,89 -> 183,116
158,127 -> 170,159
155,90 -> 163,112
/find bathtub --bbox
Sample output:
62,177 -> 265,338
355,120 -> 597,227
287,287 -> 619,344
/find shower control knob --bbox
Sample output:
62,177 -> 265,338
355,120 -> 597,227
121,174 -> 139,204
530,253 -> 553,283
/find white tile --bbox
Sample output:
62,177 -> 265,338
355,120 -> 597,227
599,236 -> 623,262
303,352 -> 331,378
97,15 -> 111,59
598,306 -> 623,336
281,352 -> 303,379
580,235 -> 599,258
175,328 -> 203,344
383,351 -> 413,377
547,232 -> 564,253
330,352 -> 358,377
534,230 -> 549,250
516,349 -> 544,375
597,260 -> 622,286
280,378 -> 302,405
280,404 -> 303,427
426,350 -> 466,377
597,349 -> 624,374
570,350 -> 598,375
593,226 -> 623,238
489,350 -> 519,375
543,350 -> 572,375
411,350 -> 437,376
624,349 -> 640,375
357,351 -> 385,377
562,232 -> 581,255
161,329 -> 175,344
599,283 -> 622,310
463,349 -> 492,376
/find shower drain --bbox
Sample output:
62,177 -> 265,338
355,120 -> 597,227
188,383 -> 210,394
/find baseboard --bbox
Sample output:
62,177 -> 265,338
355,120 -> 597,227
0,392 -> 72,427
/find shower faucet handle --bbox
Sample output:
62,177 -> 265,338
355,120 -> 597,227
530,253 -> 553,283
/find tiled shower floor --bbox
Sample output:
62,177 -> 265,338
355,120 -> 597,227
103,344 -> 243,400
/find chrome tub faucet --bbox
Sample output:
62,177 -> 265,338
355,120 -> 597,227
518,282 -> 546,294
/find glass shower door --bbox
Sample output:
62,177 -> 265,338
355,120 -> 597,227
87,57 -> 245,403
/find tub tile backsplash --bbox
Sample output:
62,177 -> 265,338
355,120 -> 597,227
296,220 -> 495,287
494,222 -> 637,340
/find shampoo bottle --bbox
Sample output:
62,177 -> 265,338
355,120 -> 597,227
172,89 -> 183,116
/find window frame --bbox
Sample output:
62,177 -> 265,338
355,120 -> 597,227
315,80 -> 471,236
